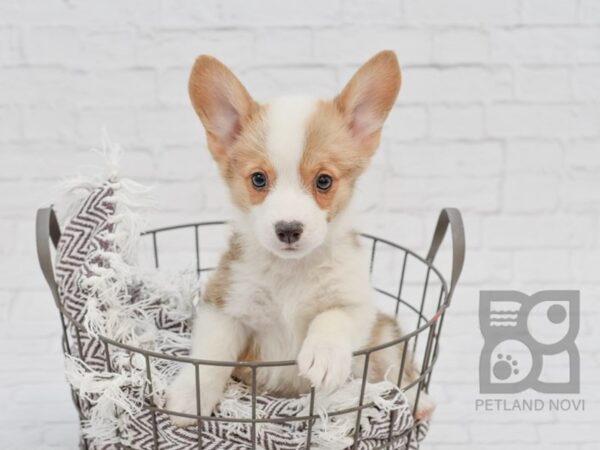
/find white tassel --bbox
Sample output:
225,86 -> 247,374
65,356 -> 145,443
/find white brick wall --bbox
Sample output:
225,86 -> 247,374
1,0 -> 599,448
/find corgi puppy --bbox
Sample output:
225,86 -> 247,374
166,50 -> 435,426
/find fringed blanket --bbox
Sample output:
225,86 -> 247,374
54,167 -> 428,449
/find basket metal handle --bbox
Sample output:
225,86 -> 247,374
425,208 -> 465,300
36,206 -> 62,307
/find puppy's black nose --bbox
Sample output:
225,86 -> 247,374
275,221 -> 303,244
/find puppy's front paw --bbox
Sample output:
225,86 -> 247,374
165,366 -> 225,427
405,387 -> 436,422
298,335 -> 352,392
414,391 -> 436,422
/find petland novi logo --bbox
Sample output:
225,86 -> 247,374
476,290 -> 584,412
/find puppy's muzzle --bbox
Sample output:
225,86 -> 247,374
275,221 -> 303,244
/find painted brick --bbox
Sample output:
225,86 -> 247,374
1,0 -> 599,447
0,106 -> 21,142
516,67 -> 571,102
23,107 -> 76,141
242,67 -> 338,99
404,0 -> 520,25
485,215 -> 595,248
506,140 -> 563,173
314,28 -> 432,65
254,29 -> 313,64
390,141 -> 504,177
79,70 -> 156,108
23,27 -> 81,67
342,0 -> 402,23
580,0 -> 600,23
386,106 -> 428,141
564,177 -> 600,211
401,67 -> 495,103
470,423 -> 538,443
566,140 -> 600,169
135,30 -> 255,69
430,105 -> 484,139
521,0 -> 578,24
219,0 -> 342,26
433,29 -> 489,64
487,104 -> 599,138
492,27 -> 600,64
572,66 -> 600,101
158,0 -> 220,27
514,250 -> 572,282
502,174 -> 560,212
0,26 -> 21,65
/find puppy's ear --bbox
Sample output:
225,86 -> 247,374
189,55 -> 257,164
334,50 -> 401,156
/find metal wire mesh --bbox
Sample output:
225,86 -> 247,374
36,207 -> 465,450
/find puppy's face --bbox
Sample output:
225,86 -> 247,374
189,51 -> 401,259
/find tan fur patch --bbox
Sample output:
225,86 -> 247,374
300,51 -> 400,220
188,55 -> 274,210
349,231 -> 362,248
301,101 -> 370,220
232,339 -> 259,384
203,233 -> 243,308
222,107 -> 277,210
334,50 -> 401,156
189,55 -> 259,164
367,312 -> 418,384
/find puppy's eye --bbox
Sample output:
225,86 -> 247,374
315,174 -> 333,192
251,172 -> 268,190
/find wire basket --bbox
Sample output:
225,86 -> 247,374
36,206 -> 465,450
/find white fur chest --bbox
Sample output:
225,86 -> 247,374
221,231 -> 373,362
223,251 -> 321,347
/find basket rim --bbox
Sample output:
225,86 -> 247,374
37,206 -> 463,439
53,220 -> 450,370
